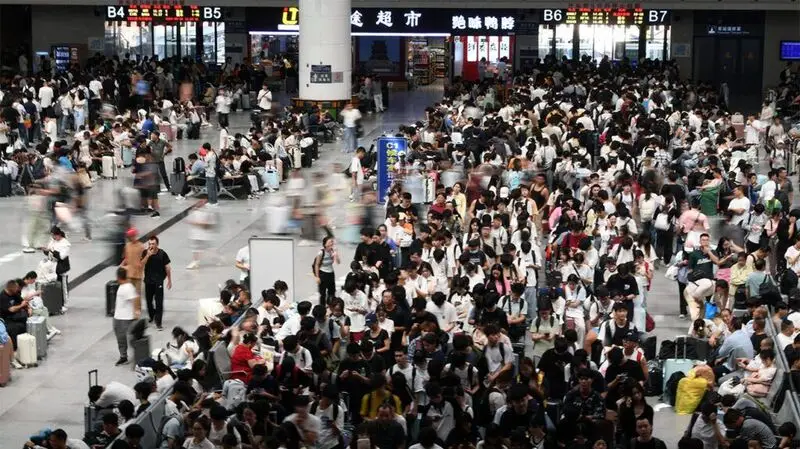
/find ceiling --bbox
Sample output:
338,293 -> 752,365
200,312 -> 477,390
6,0 -> 800,9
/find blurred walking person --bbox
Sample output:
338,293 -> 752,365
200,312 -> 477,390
186,200 -> 225,270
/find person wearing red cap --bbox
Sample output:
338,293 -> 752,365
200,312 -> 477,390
120,228 -> 144,294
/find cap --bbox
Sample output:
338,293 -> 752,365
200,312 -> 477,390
623,331 -> 639,342
125,228 -> 139,239
365,313 -> 377,325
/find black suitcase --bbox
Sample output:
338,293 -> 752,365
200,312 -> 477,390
173,157 -> 186,173
641,334 -> 657,361
42,281 -> 65,316
132,337 -> 151,365
170,172 -> 186,195
0,173 -> 11,197
105,281 -> 119,317
301,148 -> 313,168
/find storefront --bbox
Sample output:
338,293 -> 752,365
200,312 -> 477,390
103,4 -> 226,64
246,7 -> 519,83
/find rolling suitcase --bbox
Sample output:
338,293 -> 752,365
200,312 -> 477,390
101,155 -> 116,179
122,147 -> 134,167
0,174 -> 11,197
262,167 -> 279,190
85,369 -> 101,434
662,336 -> 696,393
42,282 -> 64,316
0,341 -> 12,386
26,316 -> 48,359
132,337 -> 151,366
301,147 -> 313,168
287,146 -> 302,168
106,281 -> 119,317
170,172 -> 186,196
17,333 -> 37,367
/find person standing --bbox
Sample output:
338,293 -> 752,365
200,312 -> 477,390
313,236 -> 340,306
147,131 -> 172,193
340,103 -> 361,154
214,88 -> 232,128
349,147 -> 365,202
120,228 -> 144,295
112,267 -> 140,366
38,81 -> 54,119
199,143 -> 218,207
257,84 -> 272,113
141,236 -> 172,331
372,76 -> 384,113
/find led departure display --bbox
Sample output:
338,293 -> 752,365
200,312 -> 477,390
105,5 -> 223,23
541,8 -> 670,25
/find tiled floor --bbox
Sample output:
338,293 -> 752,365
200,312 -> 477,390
0,86 -> 693,446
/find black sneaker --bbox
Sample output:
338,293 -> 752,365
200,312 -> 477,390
150,211 -> 160,218
115,357 -> 128,366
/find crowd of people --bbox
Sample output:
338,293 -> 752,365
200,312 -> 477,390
3,48 -> 800,449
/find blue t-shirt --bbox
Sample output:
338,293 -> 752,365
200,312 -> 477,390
141,119 -> 155,135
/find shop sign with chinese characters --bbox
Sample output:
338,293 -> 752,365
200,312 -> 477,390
466,36 -> 511,62
253,7 -> 520,35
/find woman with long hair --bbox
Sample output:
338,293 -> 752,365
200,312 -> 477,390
313,235 -> 340,306
617,382 -> 654,445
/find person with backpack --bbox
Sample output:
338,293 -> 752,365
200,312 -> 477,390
313,236 -> 340,306
311,385 -> 345,449
530,302 -> 561,360
284,332 -> 316,374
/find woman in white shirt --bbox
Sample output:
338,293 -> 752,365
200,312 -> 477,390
183,417 -> 215,449
341,278 -> 369,341
416,262 -> 437,299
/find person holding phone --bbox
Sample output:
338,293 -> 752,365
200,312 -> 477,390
313,236 -> 340,306
141,235 -> 172,331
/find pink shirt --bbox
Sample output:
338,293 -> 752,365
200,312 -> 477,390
678,209 -> 709,233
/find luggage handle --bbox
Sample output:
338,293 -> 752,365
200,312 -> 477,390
675,335 -> 689,359
88,369 -> 98,388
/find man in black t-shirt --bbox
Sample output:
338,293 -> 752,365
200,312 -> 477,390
141,236 -> 172,330
337,343 -> 371,425
605,346 -> 645,390
0,280 -> 28,362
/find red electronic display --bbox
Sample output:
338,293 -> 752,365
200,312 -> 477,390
541,8 -> 669,25
105,5 -> 222,23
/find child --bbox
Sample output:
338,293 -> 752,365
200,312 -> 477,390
20,272 -> 60,339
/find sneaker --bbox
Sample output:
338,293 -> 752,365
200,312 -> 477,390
22,247 -> 35,253
270,188 -> 278,193
186,260 -> 200,270
679,314 -> 686,319
12,359 -> 23,369
60,306 -> 68,314
150,211 -> 161,218
115,357 -> 129,366
176,195 -> 185,201
157,326 -> 164,331
208,203 -> 219,208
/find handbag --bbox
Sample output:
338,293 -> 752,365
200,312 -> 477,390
665,264 -> 679,281
645,313 -> 655,332
654,211 -> 671,231
704,300 -> 719,319
757,275 -> 781,305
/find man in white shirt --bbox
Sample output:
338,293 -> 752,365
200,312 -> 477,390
727,186 -> 751,226
38,81 -> 54,118
759,170 -> 778,203
235,245 -> 250,283
483,324 -> 514,384
257,84 -> 272,112
284,396 -> 322,447
112,267 -> 141,366
785,239 -> 800,275
214,88 -> 232,128
340,103 -> 362,153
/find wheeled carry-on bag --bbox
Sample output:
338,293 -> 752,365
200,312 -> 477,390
42,281 -> 65,316
132,337 -> 151,366
170,172 -> 186,196
85,369 -> 102,434
17,333 -> 38,367
106,280 -> 119,317
101,155 -> 116,179
26,316 -> 48,359
662,336 -> 696,393
0,340 -> 13,386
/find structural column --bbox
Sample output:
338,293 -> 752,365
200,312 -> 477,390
299,0 -> 351,101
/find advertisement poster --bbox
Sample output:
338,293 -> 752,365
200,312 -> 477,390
376,137 -> 408,203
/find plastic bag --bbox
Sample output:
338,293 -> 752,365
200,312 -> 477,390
675,371 -> 712,415
36,258 -> 58,283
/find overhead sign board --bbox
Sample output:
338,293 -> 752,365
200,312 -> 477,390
541,8 -> 670,25
105,5 -> 224,23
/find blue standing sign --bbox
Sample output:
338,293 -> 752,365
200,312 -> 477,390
376,137 -> 407,204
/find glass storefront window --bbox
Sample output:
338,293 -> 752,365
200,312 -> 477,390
538,25 -> 554,59
215,23 -> 225,65
554,24 -> 573,60
202,22 -> 226,65
577,25 -> 639,63
646,25 -> 669,61
180,22 -> 197,61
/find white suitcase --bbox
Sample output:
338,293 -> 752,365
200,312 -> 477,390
265,204 -> 290,234
287,146 -> 302,168
17,333 -> 38,367
102,155 -> 116,179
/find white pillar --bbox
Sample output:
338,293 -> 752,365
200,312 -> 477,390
299,0 -> 351,101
